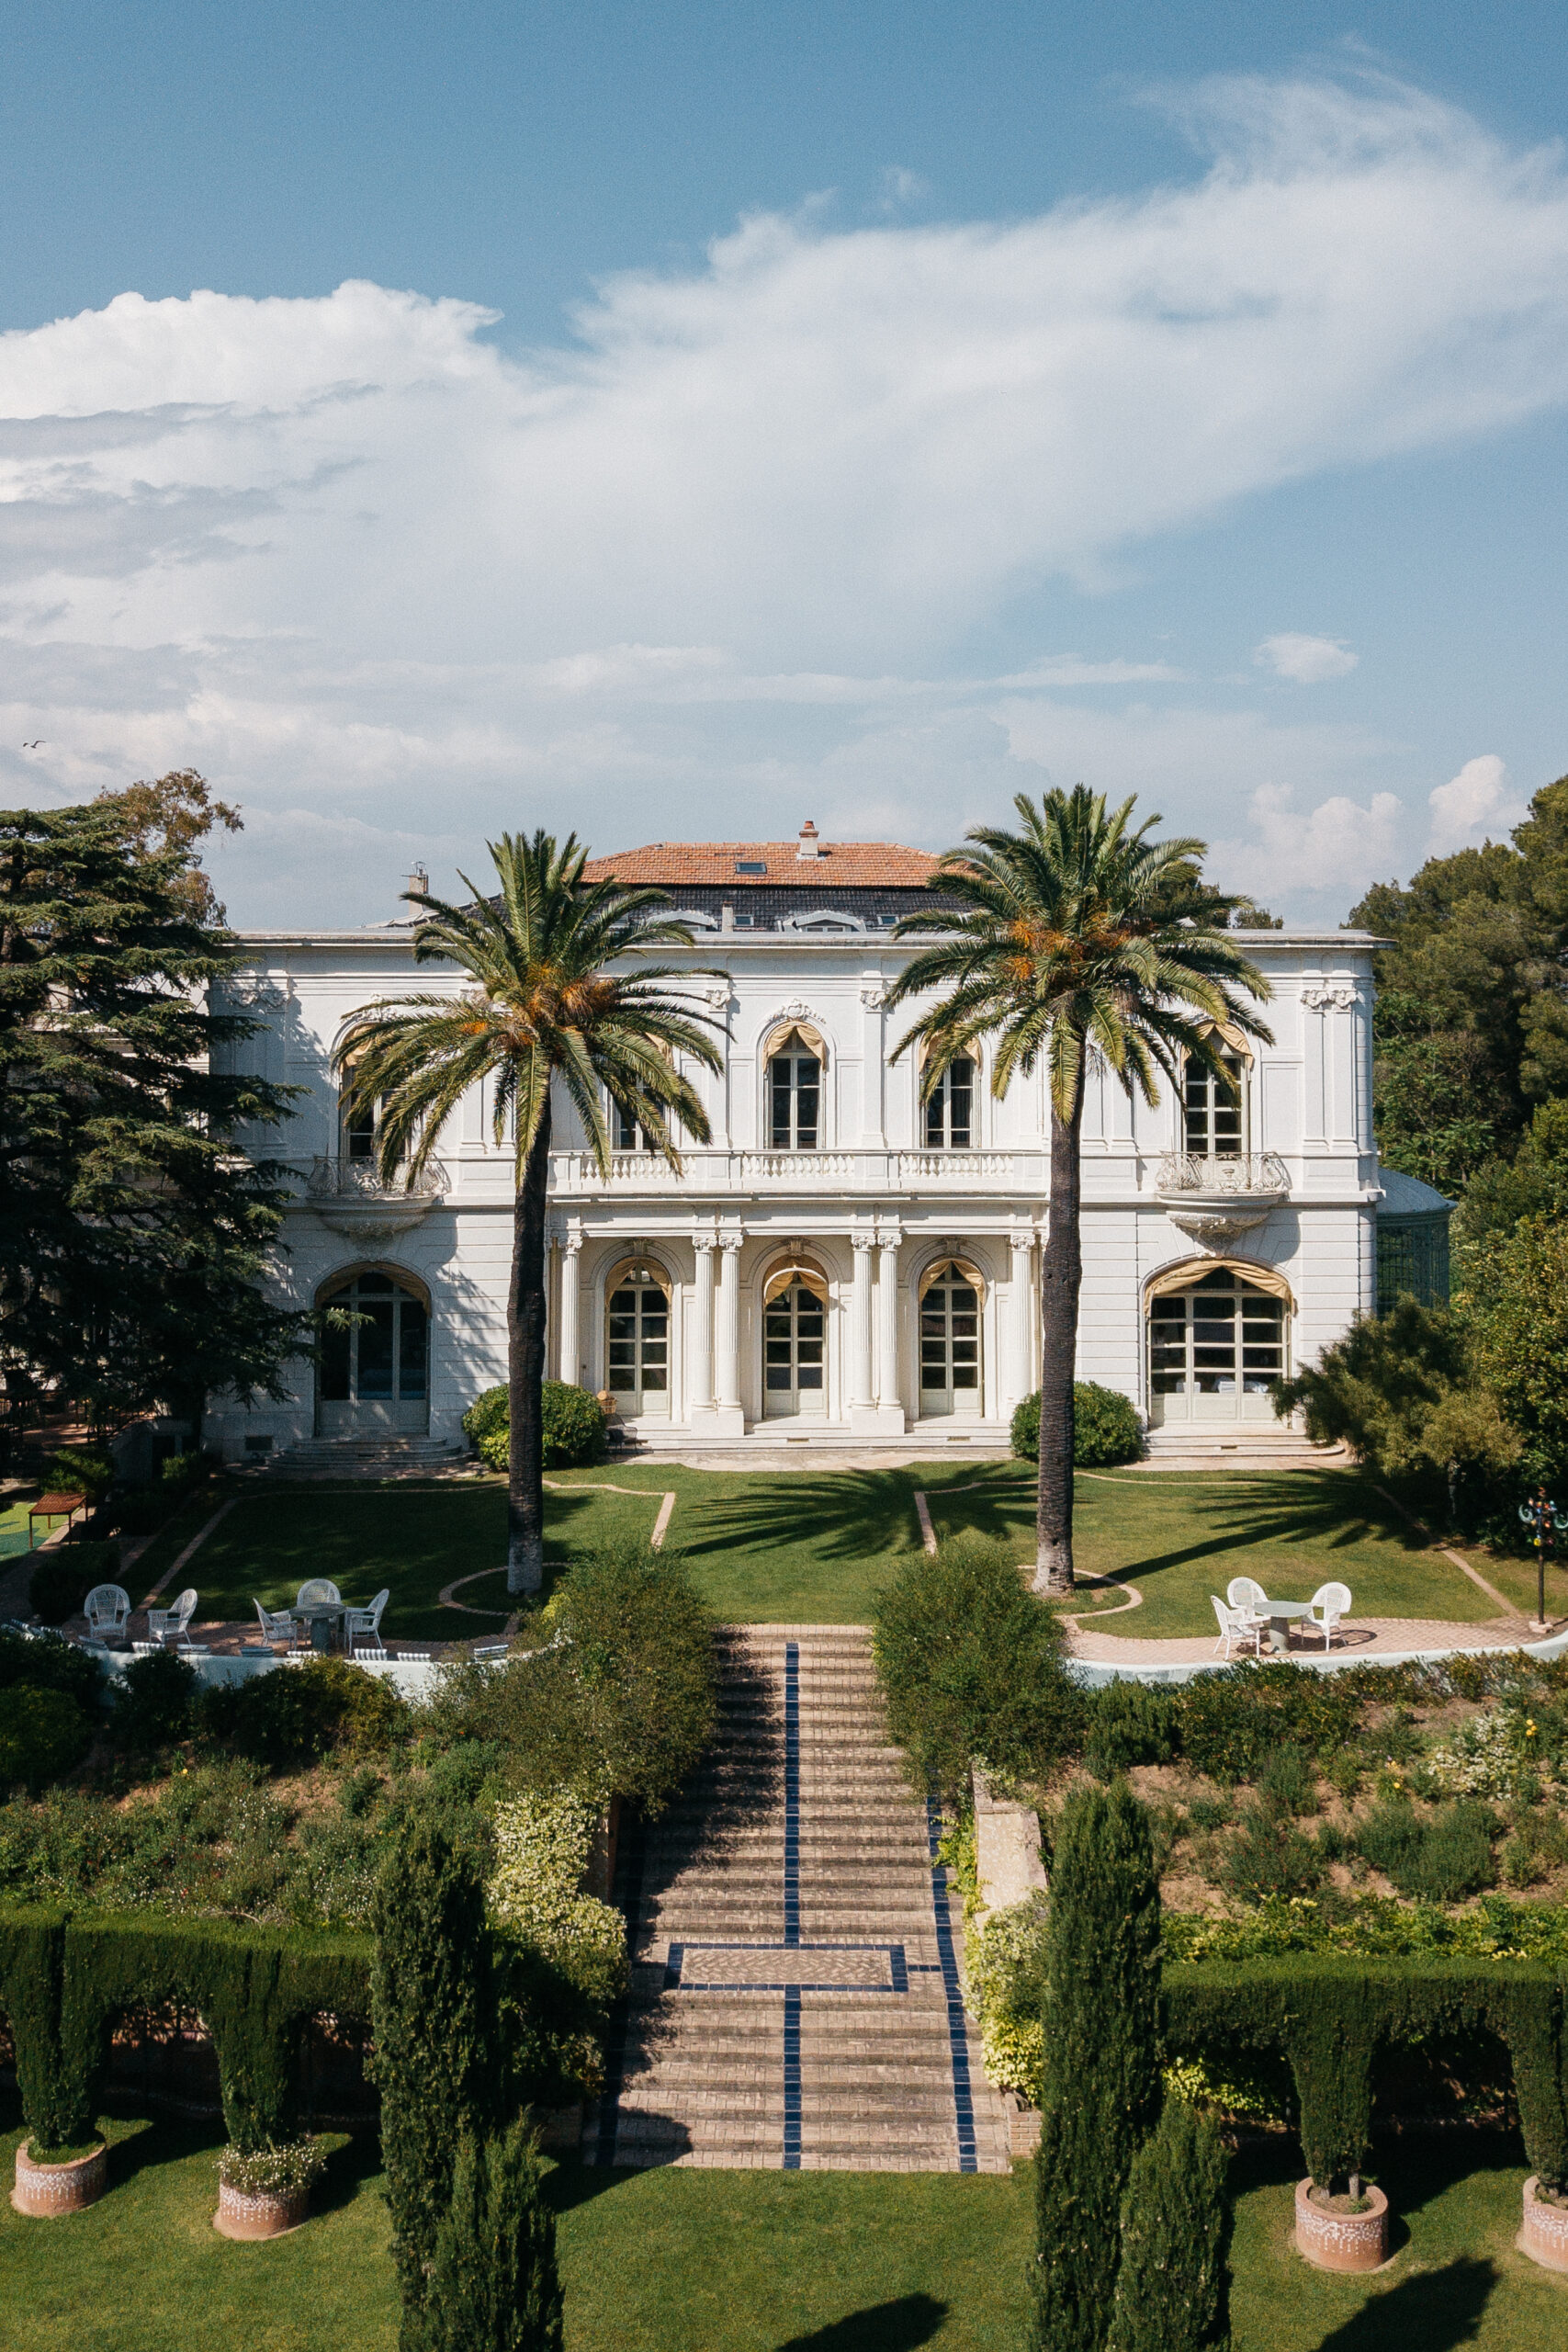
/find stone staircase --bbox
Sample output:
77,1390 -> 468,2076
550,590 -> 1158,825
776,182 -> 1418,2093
584,1623 -> 1011,2173
266,1436 -> 468,1477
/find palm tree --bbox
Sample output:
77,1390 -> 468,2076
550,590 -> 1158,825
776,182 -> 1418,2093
336,831 -> 721,1594
887,786 -> 1271,1594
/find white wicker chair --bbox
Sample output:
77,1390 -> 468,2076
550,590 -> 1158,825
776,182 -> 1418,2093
296,1577 -> 342,1609
344,1589 -> 389,1660
1306,1582 -> 1352,1652
147,1588 -> 198,1648
254,1598 -> 301,1652
1226,1576 -> 1269,1617
1211,1595 -> 1264,1659
84,1583 -> 132,1645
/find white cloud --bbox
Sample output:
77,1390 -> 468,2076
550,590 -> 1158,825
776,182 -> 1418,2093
1,72 -> 1567,918
1425,752 -> 1526,854
1209,781 -> 1406,905
1254,632 -> 1359,684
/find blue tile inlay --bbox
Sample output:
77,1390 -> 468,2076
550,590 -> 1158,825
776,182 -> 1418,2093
783,1640 -> 800,1948
783,1985 -> 803,2168
594,1803 -> 647,2166
926,1794 -> 979,2174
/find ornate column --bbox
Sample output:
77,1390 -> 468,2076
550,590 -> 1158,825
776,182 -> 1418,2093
558,1230 -> 582,1386
1007,1232 -> 1036,1411
874,1225 -> 905,1431
714,1230 -> 745,1430
692,1234 -> 716,1419
848,1233 -> 876,1420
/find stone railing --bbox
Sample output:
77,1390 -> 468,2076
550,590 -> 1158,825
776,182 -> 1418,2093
299,1156 -> 447,1237
1154,1151 -> 1290,1197
552,1147 -> 1025,1194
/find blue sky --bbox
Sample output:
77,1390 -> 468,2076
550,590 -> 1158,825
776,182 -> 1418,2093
2,3 -> 1567,925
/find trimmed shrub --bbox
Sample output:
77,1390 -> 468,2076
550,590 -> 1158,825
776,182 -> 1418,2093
0,1688 -> 92,1793
372,1811 -> 498,2347
487,1792 -> 627,2008
873,1534 -> 1086,1795
28,1545 -> 114,1627
1085,1681 -> 1177,1781
1030,1782 -> 1162,2352
426,2123 -> 565,2352
1011,1382 -> 1143,1467
231,1656 -> 407,1768
113,1650 -> 198,1753
462,1382 -> 606,1473
1107,2099 -> 1230,2352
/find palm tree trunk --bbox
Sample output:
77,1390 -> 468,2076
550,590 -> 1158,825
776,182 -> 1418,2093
1035,1090 -> 1084,1595
506,1101 -> 551,1595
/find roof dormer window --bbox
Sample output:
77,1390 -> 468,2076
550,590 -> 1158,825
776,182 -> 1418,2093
735,860 -> 766,876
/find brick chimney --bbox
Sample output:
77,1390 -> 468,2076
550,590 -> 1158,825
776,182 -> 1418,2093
795,820 -> 821,861
405,863 -> 429,907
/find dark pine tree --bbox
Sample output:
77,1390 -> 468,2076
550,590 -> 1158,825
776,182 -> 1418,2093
1028,1781 -> 1162,2352
1106,2098 -> 1231,2352
426,2124 -> 565,2352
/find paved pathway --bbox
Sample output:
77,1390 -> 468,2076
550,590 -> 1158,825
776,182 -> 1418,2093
1066,1612 -> 1547,1666
585,1623 -> 1011,2172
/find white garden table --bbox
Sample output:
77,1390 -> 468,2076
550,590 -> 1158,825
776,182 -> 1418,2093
1262,1600 -> 1313,1656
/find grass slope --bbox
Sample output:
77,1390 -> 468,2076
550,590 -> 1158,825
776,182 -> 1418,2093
5,2114 -> 1561,2352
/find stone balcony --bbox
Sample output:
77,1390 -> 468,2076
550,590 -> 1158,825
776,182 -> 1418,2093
299,1155 -> 448,1240
549,1146 -> 1031,1199
1153,1150 -> 1291,1248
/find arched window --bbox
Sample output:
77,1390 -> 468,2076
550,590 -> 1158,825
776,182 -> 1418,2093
1147,1262 -> 1288,1428
317,1267 -> 429,1434
919,1258 -> 984,1417
767,1026 -> 822,1150
924,1056 -> 976,1149
605,1261 -> 671,1418
762,1261 -> 828,1418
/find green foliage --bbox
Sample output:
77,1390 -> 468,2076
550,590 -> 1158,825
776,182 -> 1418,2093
216,2135 -> 329,2196
1029,1782 -> 1162,2352
1083,1681 -> 1177,1781
873,1535 -> 1086,1795
231,1656 -> 408,1769
28,1546 -> 111,1626
0,1687 -> 91,1793
426,2124 -> 565,2352
0,788 -> 308,1430
1106,2099 -> 1230,2352
1010,1383 -> 1143,1466
1256,1746 -> 1317,1817
112,1650 -> 198,1753
443,1540 -> 716,1813
1473,1213 -> 1568,1484
1216,1807 -> 1324,1905
371,1810 -> 498,2346
1272,1295 -> 1520,1483
463,1383 -> 607,1474
1357,1798 -> 1497,1903
0,1629 -> 105,1713
1455,1099 -> 1568,1304
487,1790 -> 626,2009
966,1892 -> 1050,2104
1176,1661 -> 1362,1785
44,1448 -> 115,1502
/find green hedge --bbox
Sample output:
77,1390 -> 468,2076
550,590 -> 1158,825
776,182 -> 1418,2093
1164,1953 -> 1568,2196
1010,1382 -> 1143,1466
0,1905 -> 370,2154
461,1382 -> 607,1473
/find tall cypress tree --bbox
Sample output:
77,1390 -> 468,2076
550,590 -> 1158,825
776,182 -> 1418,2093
1106,2099 -> 1230,2352
426,2124 -> 565,2352
372,1811 -> 495,2351
1028,1781 -> 1162,2352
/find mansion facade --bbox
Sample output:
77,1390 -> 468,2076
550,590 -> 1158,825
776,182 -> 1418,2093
207,828 -> 1394,1463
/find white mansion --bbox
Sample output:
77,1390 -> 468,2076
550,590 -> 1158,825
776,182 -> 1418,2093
206,826 -> 1398,1464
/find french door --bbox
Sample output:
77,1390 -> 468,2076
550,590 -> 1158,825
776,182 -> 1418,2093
1148,1267 -> 1285,1425
317,1270 -> 430,1435
763,1279 -> 828,1418
919,1261 -> 982,1418
606,1271 -> 671,1419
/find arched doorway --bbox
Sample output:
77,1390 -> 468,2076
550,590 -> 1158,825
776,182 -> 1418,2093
1147,1262 -> 1289,1429
918,1258 -> 984,1419
762,1259 -> 829,1419
316,1267 -> 430,1436
604,1260 -> 671,1420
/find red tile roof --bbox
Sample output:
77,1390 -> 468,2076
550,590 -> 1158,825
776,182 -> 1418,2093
581,839 -> 942,888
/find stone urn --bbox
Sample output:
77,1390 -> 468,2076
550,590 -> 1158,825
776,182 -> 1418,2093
11,2139 -> 107,2219
213,2177 -> 310,2241
1519,2177 -> 1568,2272
1293,2177 -> 1390,2272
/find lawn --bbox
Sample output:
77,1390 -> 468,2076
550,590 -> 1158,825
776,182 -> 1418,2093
128,1463 -> 1553,1645
4,2110 -> 1562,2351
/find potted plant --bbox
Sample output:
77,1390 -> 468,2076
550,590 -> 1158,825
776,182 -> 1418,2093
1520,2174 -> 1568,2273
11,2132 -> 108,2219
213,2138 -> 327,2240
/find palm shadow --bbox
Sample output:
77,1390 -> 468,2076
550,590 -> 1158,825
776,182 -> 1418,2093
774,2294 -> 948,2350
679,1470 -> 928,1568
1309,2257 -> 1496,2351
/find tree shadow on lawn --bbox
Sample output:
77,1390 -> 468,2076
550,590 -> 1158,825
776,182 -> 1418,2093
774,2294 -> 948,2350
677,1472 -> 928,1568
1070,1474 -> 1438,1593
1308,2259 -> 1496,2351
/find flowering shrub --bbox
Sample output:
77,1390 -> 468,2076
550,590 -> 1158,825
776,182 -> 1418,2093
487,1790 -> 627,2006
1426,1706 -> 1549,1799
964,1892 -> 1050,2105
216,2136 -> 328,2196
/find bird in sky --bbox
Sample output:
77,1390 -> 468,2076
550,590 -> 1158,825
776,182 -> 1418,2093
21,740 -> 43,749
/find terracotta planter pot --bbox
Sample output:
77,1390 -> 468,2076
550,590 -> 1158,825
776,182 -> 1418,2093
1293,2177 -> 1390,2272
11,2139 -> 107,2219
1519,2177 -> 1568,2273
213,2177 -> 309,2240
